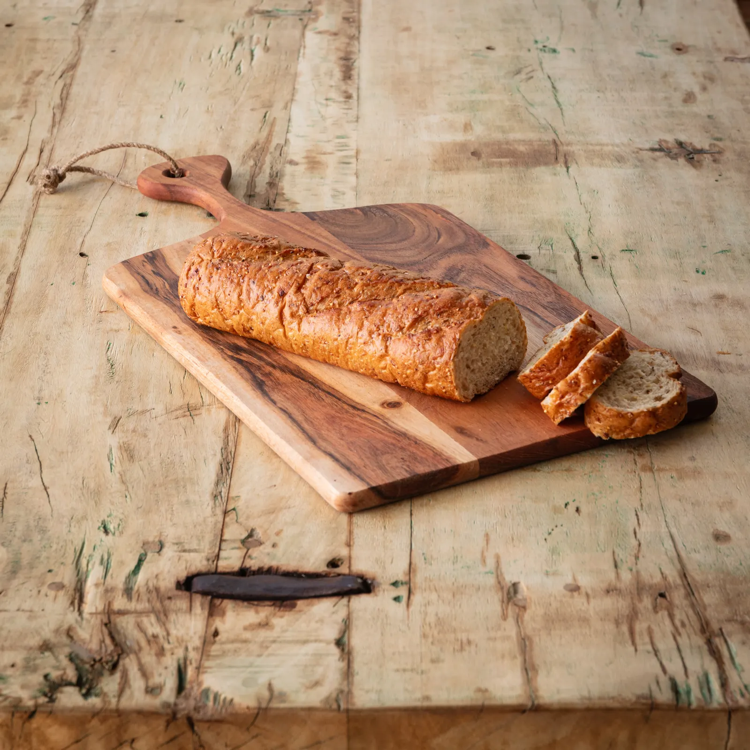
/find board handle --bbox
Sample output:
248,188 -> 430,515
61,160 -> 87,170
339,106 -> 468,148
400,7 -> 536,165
137,154 -> 267,224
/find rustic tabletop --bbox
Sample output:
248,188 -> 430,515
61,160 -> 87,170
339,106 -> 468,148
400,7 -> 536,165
2,0 -> 750,748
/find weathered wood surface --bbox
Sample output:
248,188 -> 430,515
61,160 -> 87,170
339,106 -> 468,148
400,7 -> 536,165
2,708 -> 750,749
104,154 -> 716,511
1,0 -> 750,746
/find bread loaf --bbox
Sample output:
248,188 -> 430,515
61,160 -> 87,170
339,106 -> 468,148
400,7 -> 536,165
584,348 -> 687,439
518,310 -> 602,399
178,234 -> 527,402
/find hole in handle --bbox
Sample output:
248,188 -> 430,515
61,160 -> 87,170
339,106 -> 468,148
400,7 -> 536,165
163,168 -> 186,179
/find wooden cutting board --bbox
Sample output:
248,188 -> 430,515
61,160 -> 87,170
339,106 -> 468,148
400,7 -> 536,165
103,155 -> 717,512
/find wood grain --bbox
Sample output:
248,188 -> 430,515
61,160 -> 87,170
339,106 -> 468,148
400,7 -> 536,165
104,155 -> 717,511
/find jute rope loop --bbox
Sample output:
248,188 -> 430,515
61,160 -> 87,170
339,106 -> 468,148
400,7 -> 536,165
38,142 -> 184,194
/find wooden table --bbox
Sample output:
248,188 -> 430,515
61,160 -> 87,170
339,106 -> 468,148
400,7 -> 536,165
1,0 -> 749,747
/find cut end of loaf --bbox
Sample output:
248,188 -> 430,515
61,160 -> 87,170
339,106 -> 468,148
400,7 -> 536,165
453,299 -> 527,401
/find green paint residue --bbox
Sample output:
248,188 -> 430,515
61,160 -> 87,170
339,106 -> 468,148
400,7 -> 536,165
670,676 -> 681,706
724,634 -> 750,692
621,248 -> 637,253
43,15 -> 55,21
176,648 -> 188,696
101,550 -> 112,583
533,37 -> 559,54
637,51 -> 658,58
106,341 -> 115,378
107,446 -> 114,474
538,238 -> 554,252
136,211 -> 148,217
390,580 -> 408,588
123,551 -> 147,600
715,249 -> 731,254
98,514 -> 121,536
698,671 -> 715,705
392,595 -> 404,603
335,618 -> 348,652
199,687 -> 234,710
0,674 -> 7,683
695,268 -> 706,275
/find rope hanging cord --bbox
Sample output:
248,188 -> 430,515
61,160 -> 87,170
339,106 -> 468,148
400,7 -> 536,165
38,142 -> 184,194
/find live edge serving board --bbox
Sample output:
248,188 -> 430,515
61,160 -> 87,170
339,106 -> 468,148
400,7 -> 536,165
103,156 -> 717,512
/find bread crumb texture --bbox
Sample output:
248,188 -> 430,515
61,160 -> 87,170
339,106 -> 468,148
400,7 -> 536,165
584,348 -> 687,439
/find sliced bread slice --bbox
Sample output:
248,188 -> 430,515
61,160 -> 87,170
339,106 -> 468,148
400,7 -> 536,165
518,310 -> 603,399
541,327 -> 630,424
584,348 -> 687,439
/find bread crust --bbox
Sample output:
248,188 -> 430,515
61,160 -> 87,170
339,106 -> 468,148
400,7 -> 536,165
178,233 -> 526,402
584,348 -> 687,439
541,328 -> 630,424
518,311 -> 602,399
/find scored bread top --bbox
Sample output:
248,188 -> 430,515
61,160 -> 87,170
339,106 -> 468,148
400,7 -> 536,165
518,310 -> 602,399
541,327 -> 630,424
179,233 -> 526,401
584,348 -> 687,439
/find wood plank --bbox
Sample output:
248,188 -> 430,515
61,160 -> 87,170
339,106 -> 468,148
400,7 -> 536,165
279,0 -> 359,211
2,708 -> 749,748
197,2 -> 360,715
0,0 -> 88,330
0,0 -> 311,712
348,0 -> 750,711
